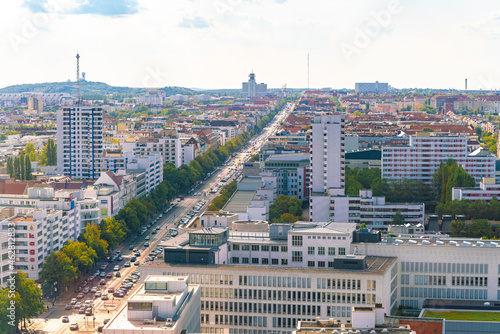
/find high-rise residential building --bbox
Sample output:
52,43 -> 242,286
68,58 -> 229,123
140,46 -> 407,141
309,113 -> 345,221
354,81 -> 389,93
57,106 -> 104,179
382,133 -> 496,185
242,72 -> 268,98
27,96 -> 43,113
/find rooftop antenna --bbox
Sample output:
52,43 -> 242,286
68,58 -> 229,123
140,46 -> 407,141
76,53 -> 81,104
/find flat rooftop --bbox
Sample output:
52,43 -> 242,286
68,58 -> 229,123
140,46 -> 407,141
378,237 -> 500,248
145,256 -> 396,275
103,285 -> 198,332
222,190 -> 258,213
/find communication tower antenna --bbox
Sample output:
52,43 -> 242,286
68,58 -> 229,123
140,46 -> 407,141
76,53 -> 81,104
307,53 -> 309,89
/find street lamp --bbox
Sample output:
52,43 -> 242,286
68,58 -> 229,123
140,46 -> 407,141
53,281 -> 57,304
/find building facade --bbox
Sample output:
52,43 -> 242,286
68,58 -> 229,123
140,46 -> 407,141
355,82 -> 389,94
382,133 -> 496,185
57,105 -> 104,179
242,73 -> 268,98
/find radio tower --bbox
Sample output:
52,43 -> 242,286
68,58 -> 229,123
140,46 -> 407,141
76,53 -> 81,104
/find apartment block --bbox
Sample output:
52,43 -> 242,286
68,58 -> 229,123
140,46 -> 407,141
57,105 -> 104,179
452,177 -> 500,202
0,209 -> 75,280
123,130 -> 181,168
125,153 -> 163,196
382,133 -> 496,185
0,233 -> 11,286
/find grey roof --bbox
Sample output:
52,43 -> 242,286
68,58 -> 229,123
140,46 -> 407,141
222,190 -> 259,213
468,147 -> 495,157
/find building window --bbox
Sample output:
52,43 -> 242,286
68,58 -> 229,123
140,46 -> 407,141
282,259 -> 288,265
261,245 -> 269,251
252,245 -> 259,251
328,247 -> 335,256
271,246 -> 279,252
242,258 -> 249,264
292,236 -> 303,246
252,258 -> 259,264
281,246 -> 288,252
339,248 -> 346,255
262,258 -> 269,265
292,251 -> 303,262
308,247 -> 315,255
232,257 -> 239,264
328,261 -> 334,268
233,244 -> 240,251
242,245 -> 250,251
318,261 -> 325,268
318,247 -> 325,255
308,261 -> 315,267
272,258 -> 278,265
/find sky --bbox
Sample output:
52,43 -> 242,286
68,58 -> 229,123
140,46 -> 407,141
1,0 -> 500,90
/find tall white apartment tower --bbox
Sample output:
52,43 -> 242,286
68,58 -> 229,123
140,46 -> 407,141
309,112 -> 345,222
57,106 -> 104,179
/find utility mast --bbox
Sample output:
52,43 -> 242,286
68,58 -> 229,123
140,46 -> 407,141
76,53 -> 81,104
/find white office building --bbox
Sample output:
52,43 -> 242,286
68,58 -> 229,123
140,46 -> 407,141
125,153 -> 163,196
103,275 -> 200,334
142,222 -> 397,334
382,133 -> 496,185
242,73 -> 268,98
327,190 -> 425,231
57,105 -> 104,179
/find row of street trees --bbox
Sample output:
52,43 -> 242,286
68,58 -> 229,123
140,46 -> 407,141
6,154 -> 33,180
38,98 -> 285,292
208,181 -> 237,211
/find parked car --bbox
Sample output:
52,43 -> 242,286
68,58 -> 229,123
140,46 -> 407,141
75,302 -> 82,309
70,298 -> 77,305
130,256 -> 136,262
124,262 -> 131,267
106,273 -> 112,278
145,236 -> 150,241
62,316 -> 69,323
113,265 -> 120,271
144,242 -> 149,247
115,272 -> 121,278
78,307 -> 86,314
85,308 -> 93,316
108,287 -> 115,293
101,294 -> 109,300
99,279 -> 106,285
70,323 -> 79,331
90,287 -> 97,293
65,304 -> 72,310
82,287 -> 90,294
100,272 -> 106,277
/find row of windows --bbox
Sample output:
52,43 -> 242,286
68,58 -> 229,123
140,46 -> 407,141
232,258 -> 287,265
401,287 -> 488,300
201,288 -> 377,306
451,276 -> 488,287
189,274 -> 233,285
201,301 -> 322,316
401,262 -> 488,274
232,245 -> 288,252
201,314 -> 268,328
307,246 -> 345,255
238,276 -> 311,288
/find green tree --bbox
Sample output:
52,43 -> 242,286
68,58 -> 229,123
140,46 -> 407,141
392,211 -> 405,225
6,156 -> 13,177
12,271 -> 46,330
62,240 -> 97,273
13,156 -> 19,179
100,217 -> 126,248
39,251 -> 78,291
432,159 -> 476,204
450,220 -> 466,237
25,142 -> 37,161
0,286 -> 20,334
422,127 -> 434,132
279,212 -> 300,224
468,219 -> 493,239
80,224 -> 108,259
24,155 -> 32,180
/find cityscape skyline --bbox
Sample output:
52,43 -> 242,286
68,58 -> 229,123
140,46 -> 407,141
1,0 -> 500,90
